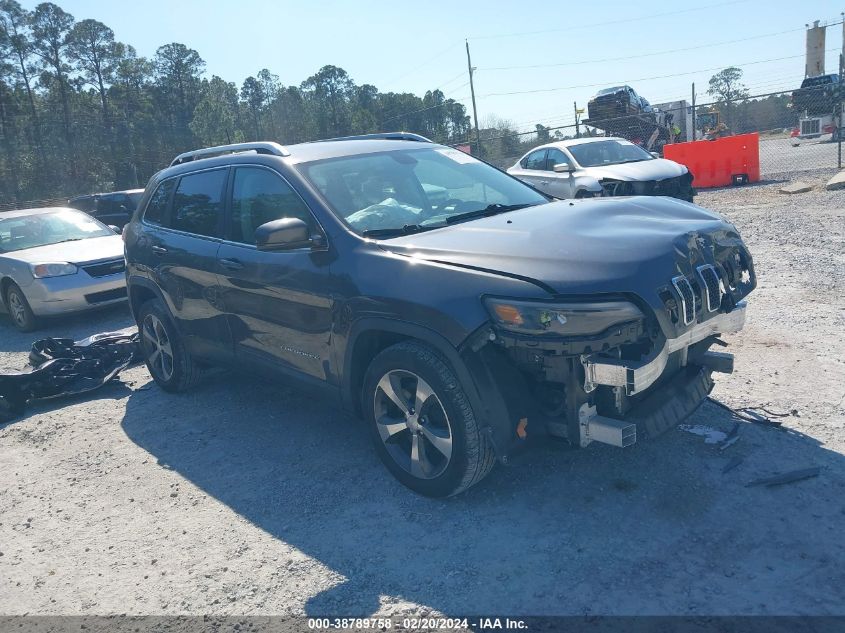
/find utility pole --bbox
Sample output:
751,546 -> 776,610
574,102 -> 580,138
691,82 -> 696,141
465,40 -> 482,156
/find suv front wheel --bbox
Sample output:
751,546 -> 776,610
363,341 -> 495,497
137,298 -> 203,392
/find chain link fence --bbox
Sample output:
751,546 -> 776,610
466,84 -> 843,184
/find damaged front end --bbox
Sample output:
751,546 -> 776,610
461,237 -> 755,458
600,172 -> 695,202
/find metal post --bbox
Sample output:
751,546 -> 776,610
465,40 -> 482,156
839,18 -> 844,168
574,102 -> 581,138
838,55 -> 843,169
691,82 -> 696,141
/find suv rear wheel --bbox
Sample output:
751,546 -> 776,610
137,298 -> 202,392
363,341 -> 494,497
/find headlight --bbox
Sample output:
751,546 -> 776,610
484,297 -> 644,336
30,262 -> 78,278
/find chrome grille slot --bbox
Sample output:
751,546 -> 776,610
82,258 -> 126,278
697,264 -> 722,312
672,275 -> 696,325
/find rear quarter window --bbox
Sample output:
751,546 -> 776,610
143,179 -> 176,226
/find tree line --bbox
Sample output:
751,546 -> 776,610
0,0 -> 472,207
0,2 -> 812,208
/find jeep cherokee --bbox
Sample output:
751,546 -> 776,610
123,135 -> 755,497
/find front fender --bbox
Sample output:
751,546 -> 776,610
341,317 -> 514,463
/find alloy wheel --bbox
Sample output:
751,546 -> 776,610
373,369 -> 453,479
141,313 -> 174,382
8,291 -> 26,326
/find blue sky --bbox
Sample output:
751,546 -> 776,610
21,0 -> 844,135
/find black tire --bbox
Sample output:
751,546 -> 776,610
363,340 -> 495,497
5,282 -> 38,332
137,298 -> 202,393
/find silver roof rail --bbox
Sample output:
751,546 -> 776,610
308,132 -> 433,144
170,142 -> 290,167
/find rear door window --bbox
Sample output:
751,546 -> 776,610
98,194 -> 129,215
171,169 -> 228,238
524,149 -> 548,170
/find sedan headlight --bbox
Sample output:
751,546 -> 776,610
30,262 -> 78,278
484,297 -> 643,336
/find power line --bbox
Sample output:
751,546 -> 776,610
379,42 -> 462,89
468,0 -> 750,40
478,50 -> 836,98
478,25 -> 825,72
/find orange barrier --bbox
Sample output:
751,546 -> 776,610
663,133 -> 760,189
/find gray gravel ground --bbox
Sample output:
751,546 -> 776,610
0,172 -> 843,617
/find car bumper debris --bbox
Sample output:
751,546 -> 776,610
0,327 -> 140,423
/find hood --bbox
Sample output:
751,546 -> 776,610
2,235 -> 124,265
579,158 -> 687,181
380,197 -> 747,298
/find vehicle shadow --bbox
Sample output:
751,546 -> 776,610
0,303 -> 134,355
121,372 -> 845,616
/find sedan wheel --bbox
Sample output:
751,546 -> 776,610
141,313 -> 174,382
374,369 -> 453,480
5,284 -> 37,332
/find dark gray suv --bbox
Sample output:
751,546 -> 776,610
124,136 -> 756,497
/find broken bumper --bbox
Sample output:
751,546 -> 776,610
582,300 -> 746,396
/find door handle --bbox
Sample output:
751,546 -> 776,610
151,245 -> 167,255
539,181 -> 550,186
219,257 -> 244,271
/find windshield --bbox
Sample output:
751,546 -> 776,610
595,86 -> 625,97
0,209 -> 113,253
567,139 -> 653,168
299,147 -> 548,236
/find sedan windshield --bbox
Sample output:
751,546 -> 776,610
567,139 -> 654,168
0,209 -> 113,253
299,147 -> 548,236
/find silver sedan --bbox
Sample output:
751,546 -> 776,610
508,137 -> 695,201
0,207 -> 127,331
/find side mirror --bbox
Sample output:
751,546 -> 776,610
553,162 -> 575,173
650,152 -> 660,159
255,217 -> 312,251
108,225 -> 121,233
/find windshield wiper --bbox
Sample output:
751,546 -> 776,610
445,203 -> 536,225
54,238 -> 85,244
362,224 -> 430,238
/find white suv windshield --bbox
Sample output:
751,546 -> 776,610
299,147 -> 548,236
567,140 -> 654,168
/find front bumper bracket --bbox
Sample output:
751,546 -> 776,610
581,301 -> 746,396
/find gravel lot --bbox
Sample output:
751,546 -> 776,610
759,136 -> 840,178
1,172 -> 843,618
